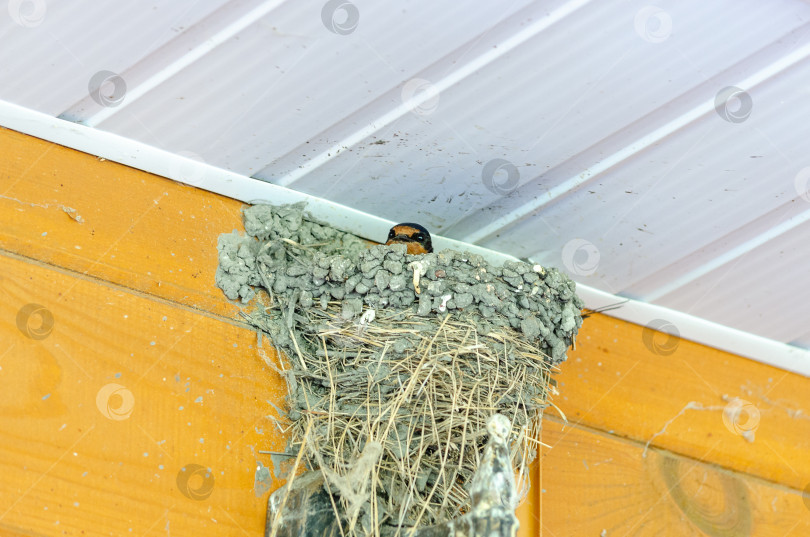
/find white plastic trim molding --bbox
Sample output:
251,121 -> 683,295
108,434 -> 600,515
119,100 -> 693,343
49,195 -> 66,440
1,99 -> 808,377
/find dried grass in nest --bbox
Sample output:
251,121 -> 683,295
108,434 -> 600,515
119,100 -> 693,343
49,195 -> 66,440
260,297 -> 555,536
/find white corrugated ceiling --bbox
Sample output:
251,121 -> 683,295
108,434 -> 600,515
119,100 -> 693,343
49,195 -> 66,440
2,0 -> 809,352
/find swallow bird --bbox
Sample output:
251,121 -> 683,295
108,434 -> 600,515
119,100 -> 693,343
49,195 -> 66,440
385,223 -> 433,255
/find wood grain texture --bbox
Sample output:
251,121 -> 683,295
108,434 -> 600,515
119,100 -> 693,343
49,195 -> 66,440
540,418 -> 810,537
0,250 -> 543,536
558,315 -> 810,492
2,128 -> 808,494
2,127 -> 810,536
0,253 -> 286,536
0,127 -> 245,319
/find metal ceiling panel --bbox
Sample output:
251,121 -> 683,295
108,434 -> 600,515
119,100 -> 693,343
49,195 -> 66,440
501,58 -> 810,281
94,0 -> 535,173
657,218 -> 810,348
0,0 -> 227,115
266,0 -> 809,231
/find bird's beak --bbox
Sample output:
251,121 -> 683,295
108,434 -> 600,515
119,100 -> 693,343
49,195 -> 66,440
392,234 -> 416,242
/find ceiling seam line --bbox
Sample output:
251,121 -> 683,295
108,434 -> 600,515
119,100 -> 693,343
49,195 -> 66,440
458,36 -> 810,246
642,207 -> 810,301
271,0 -> 594,188
78,0 -> 287,128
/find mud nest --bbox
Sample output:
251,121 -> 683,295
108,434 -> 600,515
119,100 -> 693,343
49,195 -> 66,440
216,203 -> 583,536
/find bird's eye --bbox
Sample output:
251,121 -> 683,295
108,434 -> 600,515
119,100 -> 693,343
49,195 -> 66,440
416,234 -> 424,241
388,230 -> 395,238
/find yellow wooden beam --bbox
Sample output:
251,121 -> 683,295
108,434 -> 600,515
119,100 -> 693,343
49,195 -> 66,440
541,418 -> 810,536
0,127 -> 244,319
559,314 -> 810,491
0,253 -> 283,536
2,126 -> 810,536
3,126 -> 808,491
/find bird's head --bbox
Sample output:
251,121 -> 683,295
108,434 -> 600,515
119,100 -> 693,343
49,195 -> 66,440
385,223 -> 433,255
